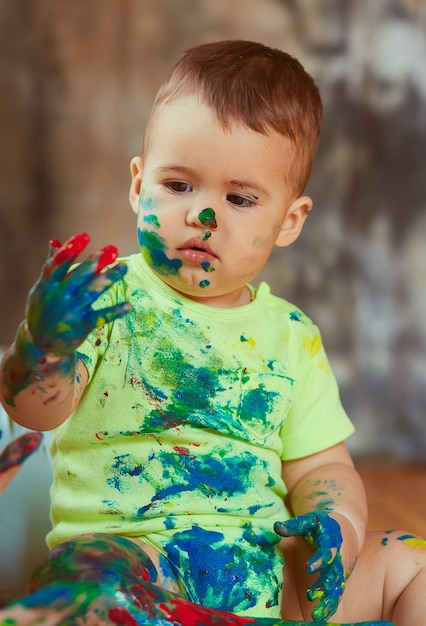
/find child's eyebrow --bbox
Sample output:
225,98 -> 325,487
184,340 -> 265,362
229,179 -> 270,199
154,165 -> 195,177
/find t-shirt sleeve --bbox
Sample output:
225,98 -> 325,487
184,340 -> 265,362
279,317 -> 354,461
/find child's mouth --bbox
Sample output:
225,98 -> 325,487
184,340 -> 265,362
178,239 -> 217,264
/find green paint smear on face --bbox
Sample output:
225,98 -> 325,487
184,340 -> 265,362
198,208 -> 217,228
138,228 -> 182,276
143,214 -> 161,229
199,280 -> 210,288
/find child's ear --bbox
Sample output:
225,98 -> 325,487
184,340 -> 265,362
275,195 -> 312,248
129,156 -> 144,215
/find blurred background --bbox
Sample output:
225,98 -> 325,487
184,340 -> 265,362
1,0 -> 425,462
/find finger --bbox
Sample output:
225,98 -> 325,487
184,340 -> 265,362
311,595 -> 339,621
44,233 -> 91,282
70,255 -> 126,293
306,546 -> 335,573
310,583 -> 343,622
89,262 -> 128,292
274,516 -> 318,538
48,238 -> 62,259
84,303 -> 132,330
307,563 -> 345,617
91,244 -> 119,275
70,263 -> 129,310
50,261 -> 128,318
308,584 -> 340,620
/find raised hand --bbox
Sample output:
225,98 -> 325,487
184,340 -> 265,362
25,233 -> 131,357
274,512 -> 346,621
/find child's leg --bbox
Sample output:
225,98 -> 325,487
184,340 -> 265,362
0,532 -> 391,626
282,529 -> 426,626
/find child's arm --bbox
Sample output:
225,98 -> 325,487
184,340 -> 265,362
0,233 -> 131,431
276,442 -> 367,621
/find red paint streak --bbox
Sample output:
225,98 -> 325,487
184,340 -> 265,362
95,244 -> 119,274
173,446 -> 189,456
160,598 -> 256,625
140,569 -> 151,582
53,233 -> 90,266
108,607 -> 139,626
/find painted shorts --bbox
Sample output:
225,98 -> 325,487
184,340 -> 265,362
142,523 -> 284,618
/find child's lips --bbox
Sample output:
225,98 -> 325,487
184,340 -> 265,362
178,238 -> 217,264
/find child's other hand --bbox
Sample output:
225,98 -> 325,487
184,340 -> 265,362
274,511 -> 346,621
0,432 -> 43,495
25,233 -> 131,357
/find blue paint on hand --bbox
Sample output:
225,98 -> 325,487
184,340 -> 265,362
274,511 -> 346,621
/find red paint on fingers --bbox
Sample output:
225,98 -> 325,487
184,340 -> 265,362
52,233 -> 91,267
95,245 -> 119,274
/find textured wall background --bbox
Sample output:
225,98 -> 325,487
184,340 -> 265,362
1,0 -> 425,461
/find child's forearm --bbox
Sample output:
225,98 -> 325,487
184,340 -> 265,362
288,462 -> 368,574
0,321 -> 86,431
1,233 -> 130,431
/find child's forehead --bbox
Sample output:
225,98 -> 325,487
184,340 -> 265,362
149,94 -> 292,148
144,94 -> 299,191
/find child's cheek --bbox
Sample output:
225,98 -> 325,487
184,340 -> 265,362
252,235 -> 270,249
137,227 -> 182,277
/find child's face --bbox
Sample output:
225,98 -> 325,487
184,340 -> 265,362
129,95 -> 312,307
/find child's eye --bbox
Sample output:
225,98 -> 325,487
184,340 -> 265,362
165,181 -> 192,194
227,194 -> 256,208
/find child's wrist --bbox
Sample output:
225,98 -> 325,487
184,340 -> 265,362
15,321 -> 66,366
1,321 -> 75,405
329,511 -> 361,576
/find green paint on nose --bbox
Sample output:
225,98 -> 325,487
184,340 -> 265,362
198,208 -> 217,229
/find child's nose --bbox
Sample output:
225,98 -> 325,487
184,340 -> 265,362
198,208 -> 217,229
186,206 -> 218,230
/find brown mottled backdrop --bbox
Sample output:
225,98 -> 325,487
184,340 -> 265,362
1,0 -> 425,461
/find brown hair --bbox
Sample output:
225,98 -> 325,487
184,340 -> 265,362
145,40 -> 323,194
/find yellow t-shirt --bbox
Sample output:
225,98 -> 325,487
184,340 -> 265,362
47,254 -> 354,549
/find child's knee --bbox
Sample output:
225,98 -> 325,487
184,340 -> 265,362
30,533 -> 179,594
352,530 -> 426,620
364,529 -> 426,567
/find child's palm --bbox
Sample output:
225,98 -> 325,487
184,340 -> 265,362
26,233 -> 130,357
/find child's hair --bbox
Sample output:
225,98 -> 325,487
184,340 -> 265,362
144,40 -> 323,194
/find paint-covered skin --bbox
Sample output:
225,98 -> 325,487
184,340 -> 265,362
0,432 -> 43,473
138,228 -> 183,276
1,234 -> 131,404
198,207 -> 218,229
138,197 -> 217,290
378,530 -> 426,551
26,233 -> 130,356
274,512 -> 345,621
0,533 -> 392,626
